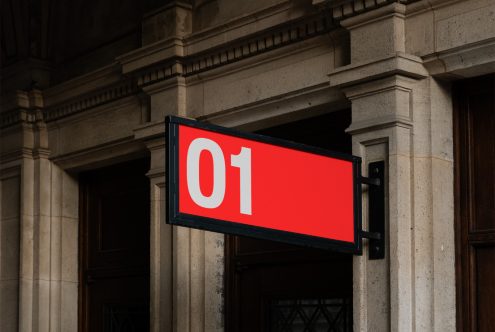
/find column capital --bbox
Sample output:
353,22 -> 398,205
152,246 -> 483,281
329,53 -> 428,90
134,120 -> 166,179
134,119 -> 166,144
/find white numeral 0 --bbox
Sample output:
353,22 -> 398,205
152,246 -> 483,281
186,138 -> 252,215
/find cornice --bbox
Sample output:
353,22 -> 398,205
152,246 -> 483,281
0,80 -> 138,129
134,120 -> 166,142
0,109 -> 35,129
42,63 -> 122,106
118,38 -> 185,74
43,79 -> 138,122
346,114 -> 413,135
339,2 -> 406,29
198,84 -> 348,131
403,0 -> 465,17
329,52 -> 428,88
135,13 -> 337,88
0,149 -> 34,164
118,0 -> 293,73
184,0 -> 292,47
313,0 -> 421,20
1,12 -> 338,127
50,136 -> 146,172
422,38 -> 495,79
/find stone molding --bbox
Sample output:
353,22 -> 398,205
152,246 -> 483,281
422,38 -> 495,78
347,113 -> 413,134
0,109 -> 33,129
312,0 -> 462,32
199,84 -> 348,130
49,137 -> 146,172
342,74 -> 416,135
134,13 -> 336,88
134,119 -> 167,142
118,0 -> 293,72
134,122 -> 167,179
0,80 -> 137,128
1,0 -> 481,129
313,0 -> 421,20
0,90 -> 44,128
329,53 -> 428,87
0,149 -> 32,165
0,12 -> 337,128
43,79 -> 138,122
42,64 -> 122,105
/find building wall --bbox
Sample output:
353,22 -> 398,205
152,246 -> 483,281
1,0 -> 494,331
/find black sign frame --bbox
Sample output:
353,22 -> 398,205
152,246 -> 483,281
166,115 -> 364,254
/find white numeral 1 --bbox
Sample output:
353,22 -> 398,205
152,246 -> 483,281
231,147 -> 252,215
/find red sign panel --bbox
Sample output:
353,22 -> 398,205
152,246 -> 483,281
167,116 -> 363,253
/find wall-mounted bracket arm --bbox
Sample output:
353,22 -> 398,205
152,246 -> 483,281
360,176 -> 381,186
360,230 -> 381,241
360,161 -> 385,260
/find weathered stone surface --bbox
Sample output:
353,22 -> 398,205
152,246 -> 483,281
1,0 -> 494,330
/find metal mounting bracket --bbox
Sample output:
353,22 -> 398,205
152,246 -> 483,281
360,161 -> 385,260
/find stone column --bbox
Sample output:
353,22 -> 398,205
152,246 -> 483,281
0,164 -> 20,332
135,121 -> 173,331
135,116 -> 224,332
0,91 -> 79,332
127,4 -> 221,327
329,3 -> 456,331
0,116 -> 24,332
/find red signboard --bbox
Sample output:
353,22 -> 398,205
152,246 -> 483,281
167,116 -> 363,253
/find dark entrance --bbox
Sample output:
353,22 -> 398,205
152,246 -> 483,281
79,159 -> 150,331
454,74 -> 495,332
225,110 -> 353,332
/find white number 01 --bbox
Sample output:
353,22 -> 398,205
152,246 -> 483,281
186,138 -> 252,215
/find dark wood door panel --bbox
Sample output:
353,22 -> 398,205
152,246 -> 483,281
87,275 -> 150,332
80,158 -> 150,332
474,246 -> 495,332
469,93 -> 495,232
454,74 -> 495,332
233,258 -> 352,332
88,186 -> 149,268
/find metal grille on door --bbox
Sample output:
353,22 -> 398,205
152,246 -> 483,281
269,298 -> 352,332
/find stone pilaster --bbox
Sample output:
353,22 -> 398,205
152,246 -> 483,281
135,121 -> 172,331
0,126 -> 23,332
1,90 -> 79,332
329,3 -> 456,331
130,10 -> 224,320
135,116 -> 224,332
141,0 -> 192,46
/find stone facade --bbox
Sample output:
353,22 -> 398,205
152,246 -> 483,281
1,0 -> 494,331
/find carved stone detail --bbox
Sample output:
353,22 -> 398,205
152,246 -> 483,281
135,13 -> 336,87
43,79 -> 138,122
313,0 -> 419,20
1,12 -> 337,126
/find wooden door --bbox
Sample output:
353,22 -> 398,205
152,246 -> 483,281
225,111 -> 353,331
79,159 -> 150,331
454,74 -> 495,332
